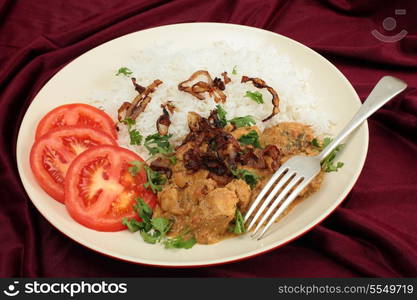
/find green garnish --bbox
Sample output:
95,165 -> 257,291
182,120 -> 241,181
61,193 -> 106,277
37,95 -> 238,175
229,116 -> 256,128
232,65 -> 237,75
144,165 -> 167,193
312,137 -> 344,172
151,218 -> 171,235
230,209 -> 246,234
121,218 -> 142,233
129,130 -> 143,145
139,217 -> 172,244
134,198 -> 169,244
163,235 -> 196,249
215,104 -> 228,127
122,118 -> 143,145
133,197 -> 153,229
140,230 -> 160,244
128,160 -> 143,176
311,138 -> 321,148
144,133 -> 174,156
143,133 -> 176,164
322,137 -> 332,148
231,168 -> 260,189
116,67 -> 133,77
123,198 -> 195,249
122,118 -> 135,127
245,91 -> 264,104
321,145 -> 344,172
212,105 -> 256,129
238,130 -> 262,148
128,161 -> 167,194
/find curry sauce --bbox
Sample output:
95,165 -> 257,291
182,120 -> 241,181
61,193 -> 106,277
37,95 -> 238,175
152,111 -> 324,244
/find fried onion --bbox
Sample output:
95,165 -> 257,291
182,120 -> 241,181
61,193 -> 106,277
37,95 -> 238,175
241,75 -> 280,122
156,106 -> 171,136
178,70 -> 227,103
179,111 -> 280,181
131,77 -> 146,94
117,79 -> 163,121
221,71 -> 231,84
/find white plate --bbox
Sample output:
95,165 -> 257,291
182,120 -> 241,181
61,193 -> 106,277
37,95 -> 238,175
16,23 -> 368,267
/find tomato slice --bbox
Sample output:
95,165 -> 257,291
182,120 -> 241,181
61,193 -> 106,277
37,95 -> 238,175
64,145 -> 157,232
30,126 -> 118,202
35,103 -> 117,140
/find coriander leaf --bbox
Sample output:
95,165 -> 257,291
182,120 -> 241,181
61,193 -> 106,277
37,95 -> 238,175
238,130 -> 261,148
315,137 -> 345,173
321,145 -> 345,172
122,118 -> 143,145
151,218 -> 171,236
128,160 -> 143,176
134,197 -> 153,225
144,133 -> 176,165
144,165 -> 167,193
229,116 -> 256,128
116,67 -> 133,77
163,235 -> 197,249
216,104 -> 228,127
129,129 -> 143,145
122,217 -> 142,232
123,197 -> 196,249
311,138 -> 320,148
231,209 -> 246,234
322,137 -> 332,148
144,133 -> 173,156
232,65 -> 237,75
140,230 -> 160,244
231,169 -> 260,189
122,118 -> 135,128
245,91 -> 264,104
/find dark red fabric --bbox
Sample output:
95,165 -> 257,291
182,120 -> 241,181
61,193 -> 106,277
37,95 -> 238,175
1,0 -> 416,277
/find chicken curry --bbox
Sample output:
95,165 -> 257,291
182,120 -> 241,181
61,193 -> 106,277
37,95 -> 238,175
151,109 -> 324,244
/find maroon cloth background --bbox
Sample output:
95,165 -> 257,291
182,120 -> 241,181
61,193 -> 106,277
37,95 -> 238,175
1,0 -> 416,277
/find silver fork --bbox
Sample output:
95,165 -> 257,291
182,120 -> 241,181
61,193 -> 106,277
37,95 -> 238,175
245,76 -> 407,240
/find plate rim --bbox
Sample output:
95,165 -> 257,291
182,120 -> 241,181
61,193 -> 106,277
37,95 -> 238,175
16,22 -> 369,267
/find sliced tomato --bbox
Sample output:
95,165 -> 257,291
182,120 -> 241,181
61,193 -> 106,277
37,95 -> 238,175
35,103 -> 117,140
30,126 -> 117,202
64,145 -> 157,232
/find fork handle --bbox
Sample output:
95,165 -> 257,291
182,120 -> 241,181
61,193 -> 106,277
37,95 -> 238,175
317,76 -> 407,161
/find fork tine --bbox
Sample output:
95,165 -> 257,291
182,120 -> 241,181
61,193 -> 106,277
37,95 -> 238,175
246,169 -> 295,231
254,178 -> 312,240
251,174 -> 303,238
244,165 -> 289,222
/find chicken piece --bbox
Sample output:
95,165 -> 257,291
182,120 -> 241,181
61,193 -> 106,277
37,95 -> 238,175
260,122 -> 314,155
171,161 -> 187,188
202,188 -> 237,218
158,184 -> 186,215
183,179 -> 217,206
191,188 -> 238,244
171,161 -> 209,188
225,179 -> 251,211
159,178 -> 217,216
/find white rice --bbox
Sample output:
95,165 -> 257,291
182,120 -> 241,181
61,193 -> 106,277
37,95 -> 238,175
88,41 -> 332,159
